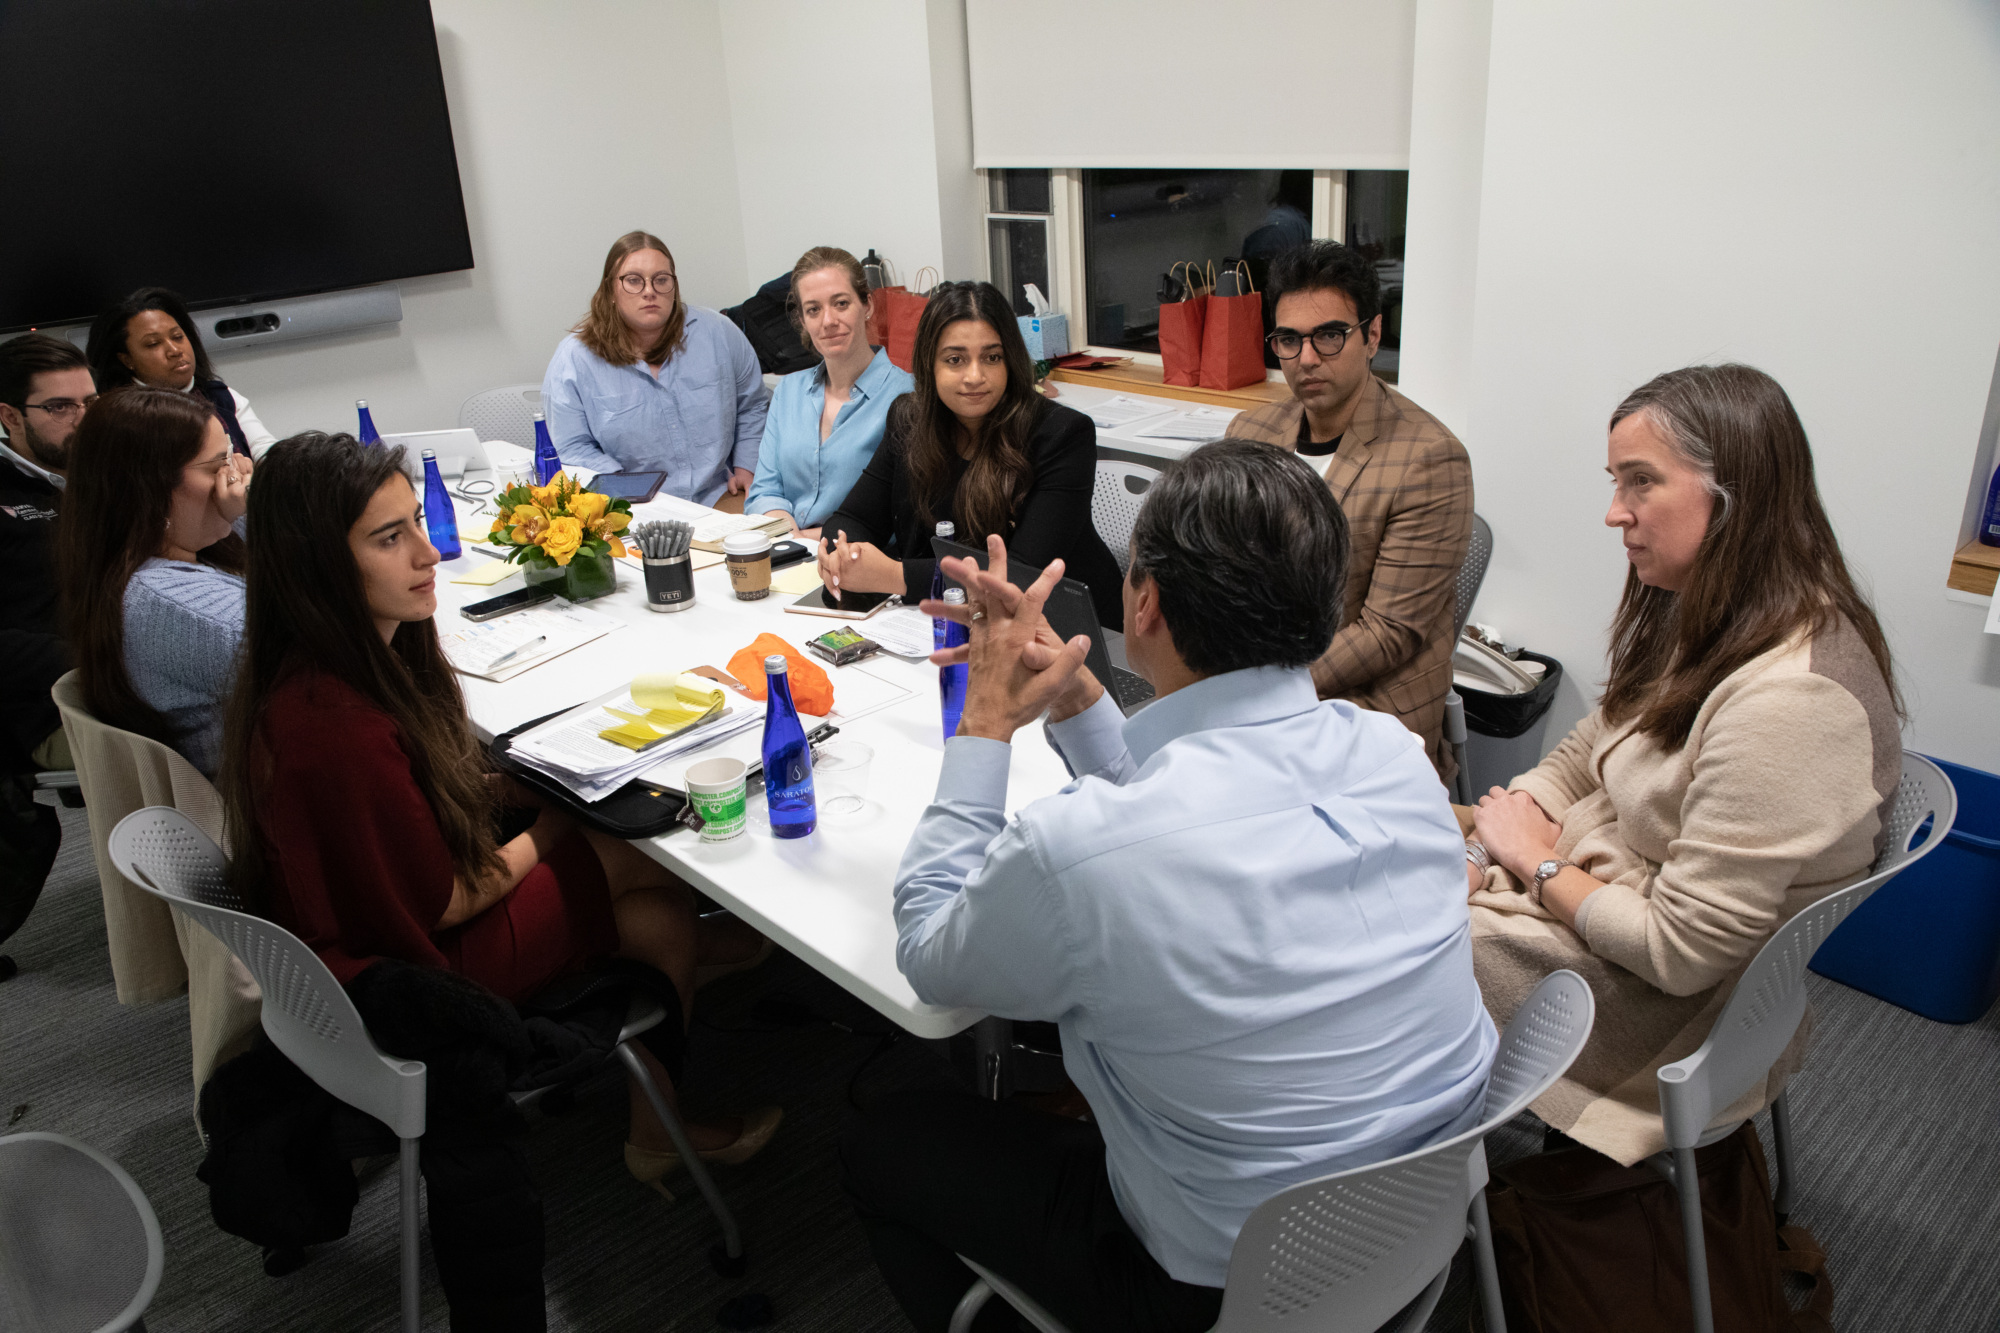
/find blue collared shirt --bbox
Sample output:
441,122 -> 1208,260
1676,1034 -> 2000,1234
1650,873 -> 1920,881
894,666 -> 1498,1286
541,309 -> 770,506
745,347 -> 913,529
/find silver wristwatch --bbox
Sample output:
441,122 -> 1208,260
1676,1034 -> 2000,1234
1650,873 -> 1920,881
1529,858 -> 1573,906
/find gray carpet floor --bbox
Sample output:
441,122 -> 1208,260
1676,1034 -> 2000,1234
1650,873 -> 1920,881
5,804 -> 1997,1331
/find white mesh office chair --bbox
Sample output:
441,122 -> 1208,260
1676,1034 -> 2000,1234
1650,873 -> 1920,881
1648,751 -> 1956,1333
0,1132 -> 163,1332
458,384 -> 544,447
107,808 -> 743,1333
949,969 -> 1595,1333
1091,459 -> 1162,575
1442,513 -> 1493,805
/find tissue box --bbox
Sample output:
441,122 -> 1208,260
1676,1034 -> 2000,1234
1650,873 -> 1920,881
1018,313 -> 1070,361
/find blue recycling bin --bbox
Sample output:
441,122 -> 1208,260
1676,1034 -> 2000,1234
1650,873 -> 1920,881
1810,756 -> 2000,1023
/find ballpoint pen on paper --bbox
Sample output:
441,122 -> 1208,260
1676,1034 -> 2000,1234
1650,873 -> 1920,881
486,635 -> 547,670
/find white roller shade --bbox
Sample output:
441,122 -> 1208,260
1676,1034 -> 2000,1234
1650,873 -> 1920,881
966,0 -> 1416,169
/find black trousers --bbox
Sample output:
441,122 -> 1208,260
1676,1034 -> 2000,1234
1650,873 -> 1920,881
842,1090 -> 1225,1333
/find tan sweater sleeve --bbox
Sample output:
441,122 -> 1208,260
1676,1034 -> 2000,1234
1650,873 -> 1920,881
1509,709 -> 1608,819
1580,672 -> 1883,996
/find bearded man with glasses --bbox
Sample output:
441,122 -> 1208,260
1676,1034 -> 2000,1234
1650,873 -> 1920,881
0,333 -> 97,962
1223,240 -> 1473,782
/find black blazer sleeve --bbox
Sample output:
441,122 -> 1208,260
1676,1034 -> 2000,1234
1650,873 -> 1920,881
1013,403 -> 1124,627
821,421 -> 902,552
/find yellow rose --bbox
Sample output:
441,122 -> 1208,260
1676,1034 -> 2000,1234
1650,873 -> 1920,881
569,490 -> 609,528
540,515 -> 584,566
505,503 -> 548,545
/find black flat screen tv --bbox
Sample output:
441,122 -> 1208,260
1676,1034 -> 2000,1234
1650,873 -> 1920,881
0,0 -> 474,333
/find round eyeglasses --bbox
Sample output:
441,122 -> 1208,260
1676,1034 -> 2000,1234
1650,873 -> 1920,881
1266,323 -> 1363,361
617,272 -> 678,295
23,394 -> 99,420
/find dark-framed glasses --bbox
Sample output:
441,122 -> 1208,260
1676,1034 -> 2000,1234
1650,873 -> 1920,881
617,272 -> 678,295
1266,323 -> 1363,360
23,394 -> 99,420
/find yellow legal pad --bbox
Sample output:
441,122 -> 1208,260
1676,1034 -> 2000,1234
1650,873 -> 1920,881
597,673 -> 729,751
449,559 -> 518,586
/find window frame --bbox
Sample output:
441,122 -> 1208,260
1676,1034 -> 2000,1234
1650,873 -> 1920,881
981,168 -> 1348,369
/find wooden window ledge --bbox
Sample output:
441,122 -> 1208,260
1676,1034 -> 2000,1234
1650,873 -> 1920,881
1949,540 -> 1999,597
1047,363 -> 1293,412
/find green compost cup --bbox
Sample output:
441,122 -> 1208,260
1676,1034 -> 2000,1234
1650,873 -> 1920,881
684,757 -> 749,842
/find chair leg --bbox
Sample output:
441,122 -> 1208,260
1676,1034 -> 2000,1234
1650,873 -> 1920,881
948,1278 -> 995,1333
615,1041 -> 743,1263
1468,1191 -> 1507,1333
398,1137 -> 421,1333
1671,1146 -> 1716,1333
1770,1091 -> 1796,1225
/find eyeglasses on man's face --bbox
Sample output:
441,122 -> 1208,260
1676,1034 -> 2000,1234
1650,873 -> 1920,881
23,394 -> 99,420
1266,322 -> 1365,361
617,272 -> 678,295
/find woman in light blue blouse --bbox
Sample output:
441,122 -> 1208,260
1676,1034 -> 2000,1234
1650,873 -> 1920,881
542,231 -> 769,507
746,247 -> 914,539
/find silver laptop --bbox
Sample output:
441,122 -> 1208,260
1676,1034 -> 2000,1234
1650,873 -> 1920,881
383,428 -> 491,481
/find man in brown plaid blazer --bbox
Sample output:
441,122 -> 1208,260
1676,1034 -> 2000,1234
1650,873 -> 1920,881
1224,242 -> 1472,779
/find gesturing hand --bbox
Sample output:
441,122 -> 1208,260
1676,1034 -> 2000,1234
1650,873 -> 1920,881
920,533 -> 1095,743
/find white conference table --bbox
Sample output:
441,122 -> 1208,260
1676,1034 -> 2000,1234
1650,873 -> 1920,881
437,501 -> 1075,1042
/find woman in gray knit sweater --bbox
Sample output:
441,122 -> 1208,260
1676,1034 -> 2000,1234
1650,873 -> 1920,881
58,386 -> 250,777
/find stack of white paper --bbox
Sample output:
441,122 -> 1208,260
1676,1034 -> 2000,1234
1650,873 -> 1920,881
1132,405 -> 1241,442
507,685 -> 762,802
439,601 -> 623,681
626,493 -> 791,551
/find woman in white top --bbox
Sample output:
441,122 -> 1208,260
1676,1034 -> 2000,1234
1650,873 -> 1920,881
86,287 -> 278,459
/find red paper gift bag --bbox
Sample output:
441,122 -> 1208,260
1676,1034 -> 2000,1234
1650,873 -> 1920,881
1158,261 -> 1212,387
881,266 -> 938,371
865,285 -> 903,348
1199,261 -> 1265,390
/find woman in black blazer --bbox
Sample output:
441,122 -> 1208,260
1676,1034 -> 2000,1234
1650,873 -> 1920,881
817,281 -> 1123,627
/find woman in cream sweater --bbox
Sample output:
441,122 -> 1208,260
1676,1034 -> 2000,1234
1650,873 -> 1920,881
1466,363 -> 1900,1165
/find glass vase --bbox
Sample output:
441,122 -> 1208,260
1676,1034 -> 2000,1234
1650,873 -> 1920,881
523,547 -> 617,602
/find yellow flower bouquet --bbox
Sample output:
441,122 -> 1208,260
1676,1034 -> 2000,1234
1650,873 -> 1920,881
488,471 -> 632,602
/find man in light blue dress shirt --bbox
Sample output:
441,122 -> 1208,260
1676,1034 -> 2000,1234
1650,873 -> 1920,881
541,307 -> 769,507
843,441 -> 1497,1331
746,345 -> 913,533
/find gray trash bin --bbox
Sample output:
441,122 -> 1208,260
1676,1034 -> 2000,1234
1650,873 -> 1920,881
1460,650 -> 1563,796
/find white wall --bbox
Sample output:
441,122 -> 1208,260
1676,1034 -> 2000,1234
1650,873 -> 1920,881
1438,0 -> 2000,767
188,0 -> 748,441
719,0 -> 982,293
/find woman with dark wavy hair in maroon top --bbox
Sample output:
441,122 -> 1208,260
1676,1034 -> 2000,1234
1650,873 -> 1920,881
219,433 -> 777,1195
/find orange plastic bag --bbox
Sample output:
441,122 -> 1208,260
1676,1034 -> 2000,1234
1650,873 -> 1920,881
726,633 -> 834,717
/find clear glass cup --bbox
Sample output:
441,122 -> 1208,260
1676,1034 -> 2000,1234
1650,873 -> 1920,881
814,740 -> 874,818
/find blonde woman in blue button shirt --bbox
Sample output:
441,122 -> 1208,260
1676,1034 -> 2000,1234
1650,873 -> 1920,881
543,231 -> 769,505
747,247 -> 915,540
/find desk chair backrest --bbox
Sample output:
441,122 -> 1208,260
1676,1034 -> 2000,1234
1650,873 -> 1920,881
1092,459 -> 1161,575
1656,751 -> 1956,1150
1212,970 -> 1595,1332
1453,513 -> 1492,642
458,383 -> 544,447
107,807 -> 426,1140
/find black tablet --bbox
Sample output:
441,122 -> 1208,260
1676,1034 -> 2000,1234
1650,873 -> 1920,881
590,470 -> 667,502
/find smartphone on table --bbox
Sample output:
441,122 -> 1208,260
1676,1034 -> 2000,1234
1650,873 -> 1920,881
460,586 -> 555,622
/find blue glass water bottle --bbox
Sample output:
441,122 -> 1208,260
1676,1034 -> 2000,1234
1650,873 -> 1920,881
356,399 -> 381,446
420,449 -> 462,561
939,588 -> 969,740
761,654 -> 816,838
1981,461 -> 2000,548
929,520 -> 956,650
532,411 -> 562,485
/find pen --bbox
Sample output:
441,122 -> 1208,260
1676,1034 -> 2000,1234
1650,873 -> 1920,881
487,635 -> 547,669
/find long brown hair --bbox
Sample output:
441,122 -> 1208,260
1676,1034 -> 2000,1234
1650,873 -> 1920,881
893,280 -> 1043,539
787,245 -> 870,350
1601,364 -> 1898,746
573,230 -> 686,367
220,434 -> 500,903
57,386 -> 243,748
